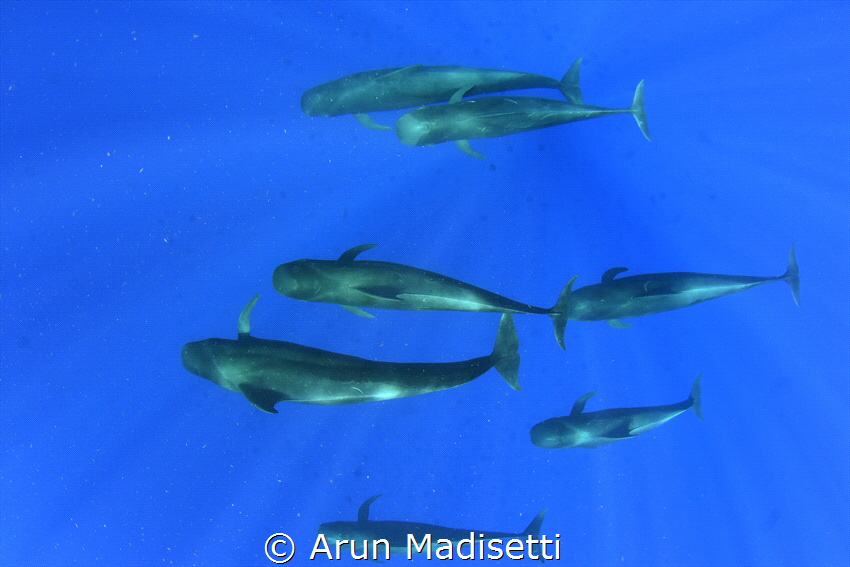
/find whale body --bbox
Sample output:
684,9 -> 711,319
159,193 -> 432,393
318,495 -> 548,560
569,245 -> 800,328
181,295 -> 521,413
530,374 -> 703,449
273,244 -> 575,349
301,60 -> 583,130
395,80 -> 649,159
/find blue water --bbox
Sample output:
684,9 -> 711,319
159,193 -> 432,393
2,2 -> 848,565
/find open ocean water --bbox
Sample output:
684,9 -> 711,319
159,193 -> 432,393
1,2 -> 848,566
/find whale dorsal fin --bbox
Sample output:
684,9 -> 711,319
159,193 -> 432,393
237,295 -> 261,339
339,244 -> 378,262
601,267 -> 628,283
358,494 -> 383,522
449,85 -> 475,104
571,391 -> 597,415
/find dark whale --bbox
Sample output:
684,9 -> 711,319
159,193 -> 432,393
181,295 -> 521,413
301,59 -> 584,130
530,374 -> 703,449
317,495 -> 549,561
569,245 -> 800,328
272,244 -> 575,349
395,80 -> 649,159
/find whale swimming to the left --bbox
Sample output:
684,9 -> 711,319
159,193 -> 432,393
273,244 -> 576,349
530,374 -> 703,449
301,59 -> 584,130
181,295 -> 521,413
395,80 -> 649,159
568,245 -> 800,329
317,495 -> 549,561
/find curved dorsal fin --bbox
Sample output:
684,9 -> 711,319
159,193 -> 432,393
449,85 -> 475,104
571,391 -> 597,416
237,295 -> 261,339
601,267 -> 628,283
339,244 -> 378,262
358,494 -> 382,522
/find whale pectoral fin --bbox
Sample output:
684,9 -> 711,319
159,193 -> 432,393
354,113 -> 392,131
603,423 -> 637,439
606,319 -> 632,329
455,139 -> 487,159
628,422 -> 664,436
354,285 -> 407,302
342,305 -> 375,318
238,384 -> 288,414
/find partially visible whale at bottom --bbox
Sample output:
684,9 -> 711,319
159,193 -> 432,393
395,79 -> 649,159
318,494 -> 549,561
181,295 -> 521,413
569,245 -> 801,329
530,374 -> 703,449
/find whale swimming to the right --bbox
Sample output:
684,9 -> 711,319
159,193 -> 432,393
530,374 -> 703,449
568,245 -> 800,329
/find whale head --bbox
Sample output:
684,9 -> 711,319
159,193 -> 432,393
530,417 -> 597,449
181,340 -> 220,382
272,260 -> 328,300
395,113 -> 436,146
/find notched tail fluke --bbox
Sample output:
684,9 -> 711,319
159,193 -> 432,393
784,244 -> 801,307
559,57 -> 583,104
550,275 -> 578,350
689,373 -> 703,421
492,313 -> 521,390
630,80 -> 651,141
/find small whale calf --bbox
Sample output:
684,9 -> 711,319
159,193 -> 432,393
273,244 -> 576,349
395,79 -> 649,159
569,245 -> 800,329
317,494 -> 550,561
301,59 -> 583,130
531,374 -> 703,449
181,295 -> 520,413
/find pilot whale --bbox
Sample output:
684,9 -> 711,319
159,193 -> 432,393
272,244 -> 576,349
301,59 -> 584,130
569,245 -> 800,328
181,295 -> 521,413
530,374 -> 703,449
395,79 -> 649,159
317,494 -> 549,561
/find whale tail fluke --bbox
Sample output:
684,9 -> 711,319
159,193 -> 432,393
689,373 -> 704,420
630,80 -> 651,141
550,275 -> 577,350
784,244 -> 801,306
523,509 -> 548,563
492,313 -> 521,390
559,58 -> 584,104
